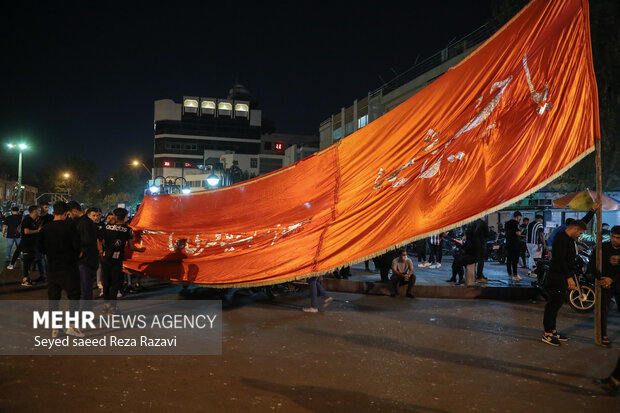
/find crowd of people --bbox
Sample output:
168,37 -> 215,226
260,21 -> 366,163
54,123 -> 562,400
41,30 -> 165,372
1,200 -> 146,334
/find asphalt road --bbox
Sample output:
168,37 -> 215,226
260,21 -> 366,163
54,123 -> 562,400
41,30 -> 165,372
0,277 -> 619,413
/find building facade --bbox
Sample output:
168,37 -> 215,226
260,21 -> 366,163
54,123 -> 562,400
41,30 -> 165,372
319,22 -> 497,149
152,85 -> 319,191
0,178 -> 38,209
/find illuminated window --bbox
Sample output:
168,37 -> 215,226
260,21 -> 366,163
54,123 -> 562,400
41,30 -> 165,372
201,100 -> 216,109
234,103 -> 248,112
163,161 -> 171,167
358,115 -> 368,129
183,99 -> 198,108
218,102 -> 233,111
275,142 -> 284,151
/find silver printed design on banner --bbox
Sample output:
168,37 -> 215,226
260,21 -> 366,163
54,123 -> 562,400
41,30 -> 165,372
523,54 -> 552,114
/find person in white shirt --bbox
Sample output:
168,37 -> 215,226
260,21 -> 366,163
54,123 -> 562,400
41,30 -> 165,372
391,249 -> 416,298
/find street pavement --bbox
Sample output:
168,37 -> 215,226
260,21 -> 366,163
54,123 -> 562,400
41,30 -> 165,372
0,262 -> 619,412
347,257 -> 534,286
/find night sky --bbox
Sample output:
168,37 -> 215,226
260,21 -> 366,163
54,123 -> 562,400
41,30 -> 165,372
1,1 -> 493,180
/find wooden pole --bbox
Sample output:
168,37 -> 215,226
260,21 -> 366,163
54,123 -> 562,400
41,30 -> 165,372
594,139 -> 603,345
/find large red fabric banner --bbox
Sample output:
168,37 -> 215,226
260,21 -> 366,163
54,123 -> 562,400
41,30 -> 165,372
125,0 -> 600,286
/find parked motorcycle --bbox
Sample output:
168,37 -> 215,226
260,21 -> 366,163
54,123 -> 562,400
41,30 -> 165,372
532,246 -> 595,312
489,235 -> 506,264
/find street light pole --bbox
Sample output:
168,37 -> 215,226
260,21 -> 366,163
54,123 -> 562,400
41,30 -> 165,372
7,143 -> 28,207
17,149 -> 23,206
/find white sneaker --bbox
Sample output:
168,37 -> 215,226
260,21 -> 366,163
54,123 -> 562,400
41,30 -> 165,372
417,263 -> 424,268
436,263 -> 442,268
6,264 -> 14,270
429,265 -> 437,269
65,327 -> 85,338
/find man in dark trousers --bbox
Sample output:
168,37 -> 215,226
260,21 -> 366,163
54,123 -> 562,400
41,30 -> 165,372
504,211 -> 523,281
588,225 -> 620,347
99,208 -> 146,314
541,220 -> 586,346
19,205 -> 41,287
2,206 -> 22,265
69,201 -> 100,310
38,201 -> 83,337
473,220 -> 490,283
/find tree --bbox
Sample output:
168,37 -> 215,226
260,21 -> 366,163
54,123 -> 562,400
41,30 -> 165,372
36,157 -> 97,204
100,163 -> 147,212
492,0 -> 620,191
102,192 -> 132,212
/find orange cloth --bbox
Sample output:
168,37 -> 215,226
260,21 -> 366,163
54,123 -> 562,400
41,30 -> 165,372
125,0 -> 600,286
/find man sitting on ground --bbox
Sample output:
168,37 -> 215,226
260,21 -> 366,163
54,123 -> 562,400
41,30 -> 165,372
391,249 -> 416,298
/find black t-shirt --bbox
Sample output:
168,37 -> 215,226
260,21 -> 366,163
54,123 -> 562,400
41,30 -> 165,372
40,213 -> 54,227
504,219 -> 521,247
38,220 -> 79,272
76,215 -> 100,269
548,230 -> 577,289
3,214 -> 22,238
101,224 -> 133,262
20,215 -> 40,250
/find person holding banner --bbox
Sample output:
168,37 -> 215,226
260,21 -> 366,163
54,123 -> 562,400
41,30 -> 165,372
589,225 -> 620,347
541,220 -> 586,346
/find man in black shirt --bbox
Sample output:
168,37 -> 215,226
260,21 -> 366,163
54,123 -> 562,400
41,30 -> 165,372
541,220 -> 586,346
69,201 -> 100,310
20,205 -> 41,287
38,201 -> 54,226
2,206 -> 22,264
38,201 -> 83,337
33,201 -> 54,282
99,208 -> 146,314
589,225 -> 620,347
519,217 -> 529,269
504,211 -> 523,281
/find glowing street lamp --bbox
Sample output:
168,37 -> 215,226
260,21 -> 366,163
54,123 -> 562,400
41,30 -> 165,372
206,174 -> 220,187
6,142 -> 29,205
130,159 -> 152,176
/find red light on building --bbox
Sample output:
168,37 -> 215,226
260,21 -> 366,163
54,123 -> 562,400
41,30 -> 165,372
163,161 -> 171,167
185,162 -> 191,167
275,142 -> 283,150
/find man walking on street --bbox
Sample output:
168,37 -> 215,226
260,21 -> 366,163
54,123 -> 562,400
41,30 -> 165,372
541,220 -> 586,346
70,201 -> 100,310
391,249 -> 416,298
2,207 -> 21,265
505,211 -> 523,281
99,208 -> 146,314
519,217 -> 529,268
429,233 -> 445,269
38,201 -> 83,337
19,206 -> 41,287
